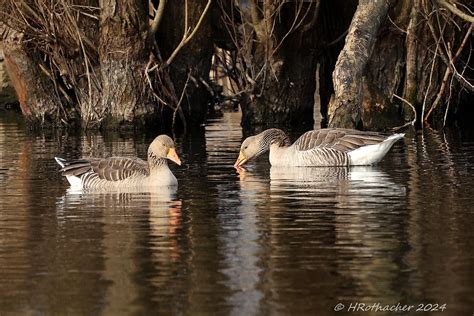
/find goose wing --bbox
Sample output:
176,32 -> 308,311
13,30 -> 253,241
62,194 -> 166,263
293,128 -> 388,152
59,157 -> 150,181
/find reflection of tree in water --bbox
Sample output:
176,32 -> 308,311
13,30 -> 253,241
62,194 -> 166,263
403,127 -> 474,315
211,166 -> 267,316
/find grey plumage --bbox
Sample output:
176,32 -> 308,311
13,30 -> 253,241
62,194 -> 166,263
55,135 -> 181,189
235,128 -> 405,167
58,157 -> 150,180
293,128 -> 387,152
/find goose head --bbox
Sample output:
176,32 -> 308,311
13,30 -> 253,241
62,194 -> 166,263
234,134 -> 270,168
234,129 -> 290,168
148,135 -> 182,166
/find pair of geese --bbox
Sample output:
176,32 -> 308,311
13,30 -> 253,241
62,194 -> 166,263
55,128 -> 405,189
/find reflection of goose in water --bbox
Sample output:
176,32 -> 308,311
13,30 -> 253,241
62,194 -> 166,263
237,166 -> 406,209
57,186 -> 180,238
269,166 -> 349,186
55,187 -> 182,314
272,166 -> 405,206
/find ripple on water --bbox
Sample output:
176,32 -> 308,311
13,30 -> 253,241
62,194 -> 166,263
0,112 -> 474,315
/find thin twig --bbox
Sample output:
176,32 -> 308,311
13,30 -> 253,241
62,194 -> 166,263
424,23 -> 472,120
165,0 -> 212,65
392,94 -> 417,131
144,59 -> 168,105
173,71 -> 191,130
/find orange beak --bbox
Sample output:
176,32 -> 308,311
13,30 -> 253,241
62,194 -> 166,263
234,151 -> 247,168
167,148 -> 182,166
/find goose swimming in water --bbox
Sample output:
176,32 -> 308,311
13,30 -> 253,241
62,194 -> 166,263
55,135 -> 181,189
234,128 -> 404,168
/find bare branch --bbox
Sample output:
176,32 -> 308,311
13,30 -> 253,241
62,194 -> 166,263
313,63 -> 322,130
173,71 -> 191,130
437,0 -> 474,23
425,23 -> 473,120
302,0 -> 320,32
148,0 -> 166,41
166,0 -> 212,66
248,0 -> 261,27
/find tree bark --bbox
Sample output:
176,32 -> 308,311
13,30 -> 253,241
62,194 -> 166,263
360,1 -> 411,130
239,48 -> 317,129
2,31 -> 70,125
98,0 -> 156,129
313,63 -> 322,130
404,0 -> 420,117
237,1 -> 344,129
328,0 -> 390,129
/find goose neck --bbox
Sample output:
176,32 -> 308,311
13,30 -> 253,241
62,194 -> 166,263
148,155 -> 168,171
261,129 -> 291,149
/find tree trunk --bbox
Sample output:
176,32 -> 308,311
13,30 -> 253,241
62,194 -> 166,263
328,0 -> 390,129
157,0 -> 214,127
2,31 -> 71,125
360,1 -> 411,130
404,0 -> 420,121
238,1 -> 316,128
215,0 -> 356,129
0,0 -> 194,129
2,0 -> 470,129
240,48 -> 317,129
98,0 -> 156,129
313,63 -> 322,130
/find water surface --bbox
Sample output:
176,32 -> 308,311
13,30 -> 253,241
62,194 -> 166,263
0,111 -> 473,315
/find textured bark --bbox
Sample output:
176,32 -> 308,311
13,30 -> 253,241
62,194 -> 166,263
361,1 -> 411,129
1,0 -> 470,129
0,53 -> 18,107
238,0 -> 356,128
239,1 -> 313,128
313,63 -> 322,130
157,0 -> 214,127
239,51 -> 316,129
98,0 -> 155,129
328,0 -> 390,129
2,31 -> 70,124
404,0 -> 420,112
1,0 -> 164,129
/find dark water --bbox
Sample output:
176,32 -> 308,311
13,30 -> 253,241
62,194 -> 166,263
0,111 -> 473,316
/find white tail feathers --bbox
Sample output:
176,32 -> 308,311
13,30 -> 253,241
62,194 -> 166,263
348,133 -> 405,165
54,157 -> 66,168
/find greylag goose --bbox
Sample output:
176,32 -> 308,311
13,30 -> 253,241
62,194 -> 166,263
234,128 -> 404,167
55,135 -> 181,189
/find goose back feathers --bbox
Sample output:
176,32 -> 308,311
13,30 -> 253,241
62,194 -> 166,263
293,129 -> 387,152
